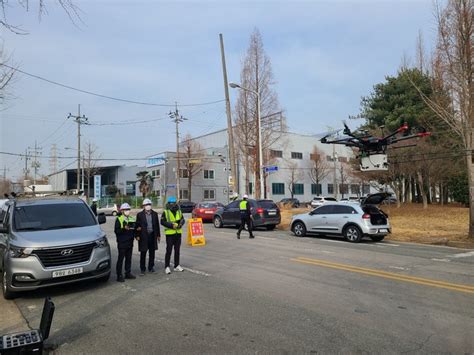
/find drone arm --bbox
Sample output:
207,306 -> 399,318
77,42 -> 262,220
391,131 -> 431,144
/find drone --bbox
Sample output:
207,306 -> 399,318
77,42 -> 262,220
320,122 -> 431,171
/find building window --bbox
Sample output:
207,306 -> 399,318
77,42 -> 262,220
311,183 -> 322,195
292,183 -> 304,195
203,189 -> 215,200
203,169 -> 215,179
338,156 -> 348,163
179,189 -> 189,200
272,183 -> 285,195
362,184 -> 371,195
328,184 -> 334,194
248,182 -> 253,195
291,152 -> 303,159
151,169 -> 161,178
327,155 -> 334,162
310,153 -> 320,161
339,184 -> 349,194
179,169 -> 189,178
270,150 -> 283,158
126,181 -> 136,196
351,184 -> 360,195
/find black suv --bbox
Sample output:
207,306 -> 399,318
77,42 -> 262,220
213,199 -> 281,230
279,198 -> 300,208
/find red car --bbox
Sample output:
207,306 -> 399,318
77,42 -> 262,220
192,202 -> 224,221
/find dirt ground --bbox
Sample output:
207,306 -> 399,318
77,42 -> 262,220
278,203 -> 474,248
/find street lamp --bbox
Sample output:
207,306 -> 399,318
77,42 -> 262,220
229,82 -> 264,199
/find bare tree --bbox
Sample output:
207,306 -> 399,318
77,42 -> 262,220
233,28 -> 286,198
308,146 -> 330,196
136,171 -> 153,198
83,142 -> 101,198
180,134 -> 204,201
410,0 -> 473,235
285,160 -> 304,199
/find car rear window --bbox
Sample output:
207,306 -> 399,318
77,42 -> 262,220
199,203 -> 218,208
258,200 -> 278,209
13,203 -> 96,231
313,197 -> 322,201
325,197 -> 337,201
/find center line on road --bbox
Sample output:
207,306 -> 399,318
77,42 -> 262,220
291,257 -> 474,294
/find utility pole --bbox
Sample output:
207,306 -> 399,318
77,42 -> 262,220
219,33 -> 238,195
333,146 -> 338,200
169,103 -> 187,200
23,149 -> 30,180
28,140 -> 42,185
68,104 -> 88,193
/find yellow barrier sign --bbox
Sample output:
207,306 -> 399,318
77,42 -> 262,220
187,218 -> 206,246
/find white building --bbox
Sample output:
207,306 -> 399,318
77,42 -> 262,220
147,128 -> 376,204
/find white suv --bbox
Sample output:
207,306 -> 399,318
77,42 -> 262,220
310,196 -> 337,208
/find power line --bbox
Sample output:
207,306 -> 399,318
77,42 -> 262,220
1,64 -> 226,107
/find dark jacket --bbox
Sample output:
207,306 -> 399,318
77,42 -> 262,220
114,216 -> 135,249
135,209 -> 161,252
160,206 -> 185,235
91,203 -> 97,216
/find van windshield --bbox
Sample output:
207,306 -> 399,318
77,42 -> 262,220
14,203 -> 96,231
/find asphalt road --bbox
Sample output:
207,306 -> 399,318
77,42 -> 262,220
6,215 -> 474,354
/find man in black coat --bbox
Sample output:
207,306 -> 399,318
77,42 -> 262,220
91,198 -> 98,216
135,198 -> 161,275
114,203 -> 136,282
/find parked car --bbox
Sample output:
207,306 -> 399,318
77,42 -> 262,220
291,192 -> 391,243
192,202 -> 224,222
310,196 -> 337,208
98,203 -> 118,216
0,197 -> 111,299
340,197 -> 361,203
178,200 -> 196,213
279,198 -> 300,208
213,199 -> 281,230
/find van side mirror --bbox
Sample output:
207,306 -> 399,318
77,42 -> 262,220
97,213 -> 107,225
0,223 -> 8,233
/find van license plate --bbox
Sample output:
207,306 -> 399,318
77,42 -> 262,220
268,211 -> 276,216
52,267 -> 83,278
379,229 -> 388,233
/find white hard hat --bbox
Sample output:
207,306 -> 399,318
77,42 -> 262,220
142,198 -> 152,206
243,194 -> 249,199
120,203 -> 131,210
92,198 -> 98,202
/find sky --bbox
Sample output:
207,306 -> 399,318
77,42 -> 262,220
0,0 -> 438,181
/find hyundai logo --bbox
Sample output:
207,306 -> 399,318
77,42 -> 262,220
60,249 -> 74,256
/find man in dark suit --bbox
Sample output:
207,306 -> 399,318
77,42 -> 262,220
135,198 -> 161,275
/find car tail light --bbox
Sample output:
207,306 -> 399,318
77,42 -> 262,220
362,213 -> 371,220
256,208 -> 264,214
198,209 -> 204,213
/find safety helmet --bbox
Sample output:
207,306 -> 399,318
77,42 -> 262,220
92,198 -> 98,202
243,194 -> 249,199
142,198 -> 152,206
167,196 -> 177,204
120,203 -> 131,210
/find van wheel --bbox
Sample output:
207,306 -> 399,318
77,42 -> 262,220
370,235 -> 385,242
292,221 -> 306,237
344,225 -> 362,243
213,216 -> 223,228
112,211 -> 117,216
2,269 -> 14,300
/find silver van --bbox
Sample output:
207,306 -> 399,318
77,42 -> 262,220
0,197 -> 111,299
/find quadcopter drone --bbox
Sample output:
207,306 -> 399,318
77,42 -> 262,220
320,122 -> 431,171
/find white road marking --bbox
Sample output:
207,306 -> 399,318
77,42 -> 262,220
431,258 -> 450,262
388,266 -> 408,270
448,251 -> 474,259
376,243 -> 400,247
183,267 -> 211,277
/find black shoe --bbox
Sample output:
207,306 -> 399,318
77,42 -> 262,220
117,276 -> 125,282
236,233 -> 240,239
125,273 -> 136,279
148,268 -> 156,273
249,235 -> 255,239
